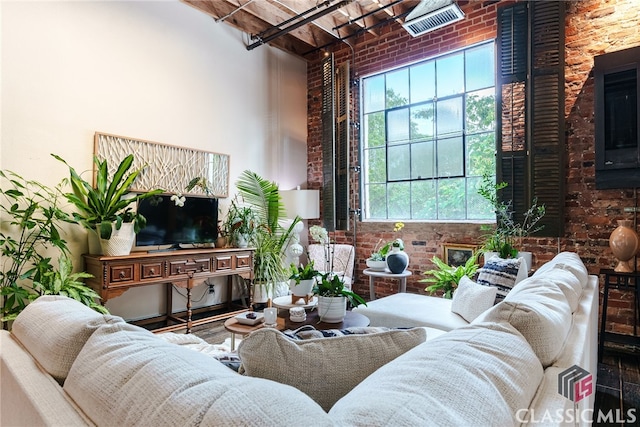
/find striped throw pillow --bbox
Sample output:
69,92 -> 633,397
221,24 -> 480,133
477,256 -> 525,303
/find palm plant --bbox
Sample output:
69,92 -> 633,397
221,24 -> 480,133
235,170 -> 300,300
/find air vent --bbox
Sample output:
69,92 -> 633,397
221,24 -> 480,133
402,0 -> 464,37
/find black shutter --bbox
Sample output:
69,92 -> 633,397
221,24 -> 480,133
497,2 -> 529,225
321,55 -> 351,231
321,54 -> 336,231
335,62 -> 350,230
497,1 -> 564,237
529,0 -> 565,237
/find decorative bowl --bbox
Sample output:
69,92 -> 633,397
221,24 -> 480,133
235,312 -> 264,325
366,258 -> 387,271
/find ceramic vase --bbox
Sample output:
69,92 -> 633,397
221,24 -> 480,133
610,219 -> 639,272
317,296 -> 347,323
386,247 -> 409,274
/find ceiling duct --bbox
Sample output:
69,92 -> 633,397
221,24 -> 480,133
402,0 -> 464,37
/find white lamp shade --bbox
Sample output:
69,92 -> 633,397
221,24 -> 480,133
280,189 -> 320,219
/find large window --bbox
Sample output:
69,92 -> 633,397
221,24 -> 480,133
361,42 -> 496,221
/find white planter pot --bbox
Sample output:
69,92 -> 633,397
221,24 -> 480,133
317,296 -> 347,323
517,251 -> 532,272
236,233 -> 249,248
366,258 -> 387,271
252,283 -> 273,304
290,278 -> 315,297
483,251 -> 498,264
99,223 -> 135,256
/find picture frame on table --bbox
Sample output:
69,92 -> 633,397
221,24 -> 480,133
443,244 -> 477,267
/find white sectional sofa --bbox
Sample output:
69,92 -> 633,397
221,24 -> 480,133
0,252 -> 597,426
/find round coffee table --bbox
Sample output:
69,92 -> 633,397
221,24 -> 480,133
282,310 -> 369,331
224,310 -> 370,350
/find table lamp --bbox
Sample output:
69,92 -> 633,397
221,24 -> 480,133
280,187 -> 320,266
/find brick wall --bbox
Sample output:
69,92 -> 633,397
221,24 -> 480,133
306,0 -> 640,334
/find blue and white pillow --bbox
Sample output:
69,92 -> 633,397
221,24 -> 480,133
476,256 -> 527,303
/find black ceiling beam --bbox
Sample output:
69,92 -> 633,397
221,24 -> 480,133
247,0 -> 353,51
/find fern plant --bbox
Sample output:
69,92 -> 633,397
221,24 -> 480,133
420,253 -> 479,299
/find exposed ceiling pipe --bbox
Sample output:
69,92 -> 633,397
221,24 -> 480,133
247,0 -> 354,51
333,0 -> 406,31
215,0 -> 257,23
269,0 -> 339,39
256,0 -> 337,39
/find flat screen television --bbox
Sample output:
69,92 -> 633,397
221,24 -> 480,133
135,195 -> 218,250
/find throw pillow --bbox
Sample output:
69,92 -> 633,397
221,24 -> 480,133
64,321 -> 332,426
283,325 -> 391,340
476,256 -> 527,303
237,327 -> 427,411
451,276 -> 498,322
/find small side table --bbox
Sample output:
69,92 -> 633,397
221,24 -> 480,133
598,268 -> 640,361
363,268 -> 412,300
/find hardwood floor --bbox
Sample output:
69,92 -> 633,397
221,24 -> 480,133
191,321 -> 640,424
596,346 -> 640,426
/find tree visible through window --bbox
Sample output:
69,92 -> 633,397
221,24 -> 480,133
361,42 -> 496,221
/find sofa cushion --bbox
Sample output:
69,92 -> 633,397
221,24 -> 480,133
517,267 -> 582,313
64,321 -> 332,426
451,276 -> 498,322
353,292 -> 469,331
476,256 -> 527,303
10,295 -> 121,383
476,279 -> 573,367
532,251 -> 589,288
329,322 -> 543,426
237,327 -> 427,411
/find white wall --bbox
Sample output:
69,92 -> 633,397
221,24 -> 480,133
1,0 -> 308,319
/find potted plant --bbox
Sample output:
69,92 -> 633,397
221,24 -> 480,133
235,170 -> 300,307
0,170 -> 107,323
224,197 -> 256,248
314,273 -> 367,323
367,222 -> 405,271
288,261 -> 320,303
477,174 -> 545,269
53,154 -> 163,256
420,253 -> 480,299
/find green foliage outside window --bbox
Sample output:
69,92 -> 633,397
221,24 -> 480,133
361,41 -> 497,221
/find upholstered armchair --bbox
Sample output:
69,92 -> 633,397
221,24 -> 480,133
307,244 -> 355,289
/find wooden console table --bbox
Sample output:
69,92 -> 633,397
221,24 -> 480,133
83,248 -> 254,333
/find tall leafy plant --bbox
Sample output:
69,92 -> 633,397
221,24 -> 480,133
0,170 -> 107,322
477,174 -> 545,258
235,170 -> 300,295
52,154 -> 163,239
